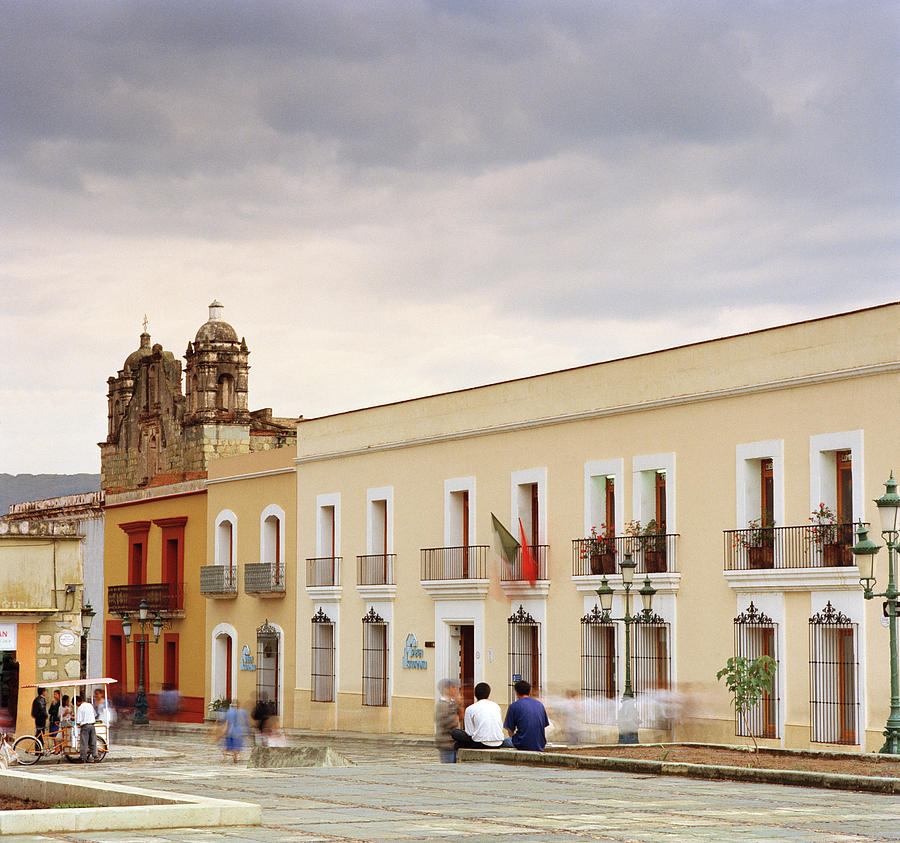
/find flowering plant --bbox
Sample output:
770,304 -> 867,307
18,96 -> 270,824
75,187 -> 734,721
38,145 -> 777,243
581,523 -> 615,558
625,519 -> 666,552
207,697 -> 230,714
732,513 -> 775,550
808,503 -> 840,546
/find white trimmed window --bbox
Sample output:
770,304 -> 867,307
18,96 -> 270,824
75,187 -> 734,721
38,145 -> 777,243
735,441 -> 784,529
214,510 -> 237,567
584,459 -> 624,538
311,608 -> 335,703
260,504 -> 285,565
632,453 -> 675,533
510,468 -> 547,547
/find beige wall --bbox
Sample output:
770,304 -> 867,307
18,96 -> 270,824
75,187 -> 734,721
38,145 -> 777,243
290,304 -> 900,748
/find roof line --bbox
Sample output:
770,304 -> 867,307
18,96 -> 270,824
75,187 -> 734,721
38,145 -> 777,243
302,301 -> 899,423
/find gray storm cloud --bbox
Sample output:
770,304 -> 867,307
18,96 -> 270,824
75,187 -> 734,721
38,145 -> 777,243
0,0 -> 896,472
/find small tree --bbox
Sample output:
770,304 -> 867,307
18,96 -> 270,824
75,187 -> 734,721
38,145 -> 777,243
716,655 -> 776,752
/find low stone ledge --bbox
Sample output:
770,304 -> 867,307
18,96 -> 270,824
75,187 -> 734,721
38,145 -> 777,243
457,749 -> 900,795
0,770 -> 261,835
248,745 -> 354,768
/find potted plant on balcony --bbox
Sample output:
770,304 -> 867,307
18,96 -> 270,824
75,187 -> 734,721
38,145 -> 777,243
581,524 -> 616,574
808,503 -> 850,567
734,513 -> 775,569
630,519 -> 667,573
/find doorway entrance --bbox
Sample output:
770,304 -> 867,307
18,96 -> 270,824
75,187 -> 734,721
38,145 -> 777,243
0,650 -> 19,731
450,624 -> 475,710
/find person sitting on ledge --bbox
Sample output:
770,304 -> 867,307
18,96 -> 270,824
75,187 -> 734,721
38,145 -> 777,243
451,682 -> 513,749
503,680 -> 550,752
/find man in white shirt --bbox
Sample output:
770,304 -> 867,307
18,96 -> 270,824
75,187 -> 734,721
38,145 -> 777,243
75,695 -> 99,763
451,683 -> 513,749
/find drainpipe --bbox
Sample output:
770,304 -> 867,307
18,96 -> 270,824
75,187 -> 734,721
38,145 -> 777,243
52,539 -> 58,609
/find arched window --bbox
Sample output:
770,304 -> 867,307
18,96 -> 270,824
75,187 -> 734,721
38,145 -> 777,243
259,504 -> 285,565
215,510 -> 237,568
263,515 -> 280,564
217,374 -> 234,410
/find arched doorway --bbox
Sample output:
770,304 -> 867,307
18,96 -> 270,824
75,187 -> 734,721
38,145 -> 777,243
212,628 -> 234,703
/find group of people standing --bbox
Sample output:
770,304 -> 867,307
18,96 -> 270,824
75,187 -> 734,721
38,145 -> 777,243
435,678 -> 550,762
31,686 -> 114,763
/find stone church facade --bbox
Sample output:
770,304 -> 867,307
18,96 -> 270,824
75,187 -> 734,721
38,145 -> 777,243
100,301 -> 296,492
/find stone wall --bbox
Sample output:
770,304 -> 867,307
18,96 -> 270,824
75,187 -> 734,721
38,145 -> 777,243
35,615 -> 84,683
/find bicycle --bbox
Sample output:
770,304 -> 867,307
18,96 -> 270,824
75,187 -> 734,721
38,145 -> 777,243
12,725 -> 108,766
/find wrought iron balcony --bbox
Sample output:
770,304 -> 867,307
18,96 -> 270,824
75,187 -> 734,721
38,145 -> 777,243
723,523 -> 859,571
500,545 -> 549,582
244,562 -> 286,593
572,534 -> 679,577
199,564 -> 237,596
357,554 -> 396,586
420,546 -> 488,581
108,582 -> 184,614
307,556 -> 341,587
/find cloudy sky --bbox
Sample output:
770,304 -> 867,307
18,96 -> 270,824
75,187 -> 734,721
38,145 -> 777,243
1,1 -> 897,475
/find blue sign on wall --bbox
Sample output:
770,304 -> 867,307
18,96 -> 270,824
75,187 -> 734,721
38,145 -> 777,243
240,644 -> 256,671
402,633 -> 427,669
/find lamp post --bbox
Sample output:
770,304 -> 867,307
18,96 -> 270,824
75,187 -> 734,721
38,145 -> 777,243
119,599 -> 163,725
80,603 -> 95,677
595,550 -> 657,743
851,471 -> 900,754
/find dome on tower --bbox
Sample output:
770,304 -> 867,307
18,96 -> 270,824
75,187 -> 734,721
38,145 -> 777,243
123,332 -> 152,373
194,300 -> 239,344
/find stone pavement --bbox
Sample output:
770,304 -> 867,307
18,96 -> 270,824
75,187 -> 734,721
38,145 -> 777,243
4,728 -> 900,842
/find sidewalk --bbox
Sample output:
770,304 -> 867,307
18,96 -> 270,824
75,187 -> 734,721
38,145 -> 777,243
4,729 -> 899,841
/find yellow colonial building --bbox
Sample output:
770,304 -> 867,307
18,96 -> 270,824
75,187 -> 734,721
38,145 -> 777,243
203,447 -> 297,722
206,302 -> 899,751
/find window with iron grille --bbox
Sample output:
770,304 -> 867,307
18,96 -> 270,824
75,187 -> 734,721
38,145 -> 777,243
809,601 -> 858,745
508,605 -> 540,702
256,620 -> 279,715
580,605 -> 616,724
633,613 -> 672,730
733,602 -> 779,738
362,608 -> 388,706
311,608 -> 334,703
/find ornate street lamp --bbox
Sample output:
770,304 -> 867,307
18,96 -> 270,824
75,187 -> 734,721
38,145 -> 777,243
80,603 -> 95,638
595,550 -> 657,744
79,602 -> 96,678
851,471 -> 900,754
119,599 -> 163,725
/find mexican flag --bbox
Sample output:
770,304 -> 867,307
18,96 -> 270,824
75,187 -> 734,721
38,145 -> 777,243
518,518 -> 538,586
491,513 -> 519,579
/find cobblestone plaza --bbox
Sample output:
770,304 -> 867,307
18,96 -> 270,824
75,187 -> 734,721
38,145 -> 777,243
4,730 -> 899,842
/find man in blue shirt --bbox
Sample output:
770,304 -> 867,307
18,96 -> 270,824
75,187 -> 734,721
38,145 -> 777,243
503,680 -> 550,751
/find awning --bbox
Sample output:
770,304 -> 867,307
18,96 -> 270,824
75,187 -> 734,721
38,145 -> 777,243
20,677 -> 118,689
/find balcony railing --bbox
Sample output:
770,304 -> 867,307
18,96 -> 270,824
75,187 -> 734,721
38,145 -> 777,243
724,523 -> 859,571
572,534 -> 679,577
307,556 -> 341,587
357,554 -> 396,586
421,546 -> 488,581
501,545 -> 549,582
108,582 -> 184,614
200,564 -> 237,596
244,562 -> 286,593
